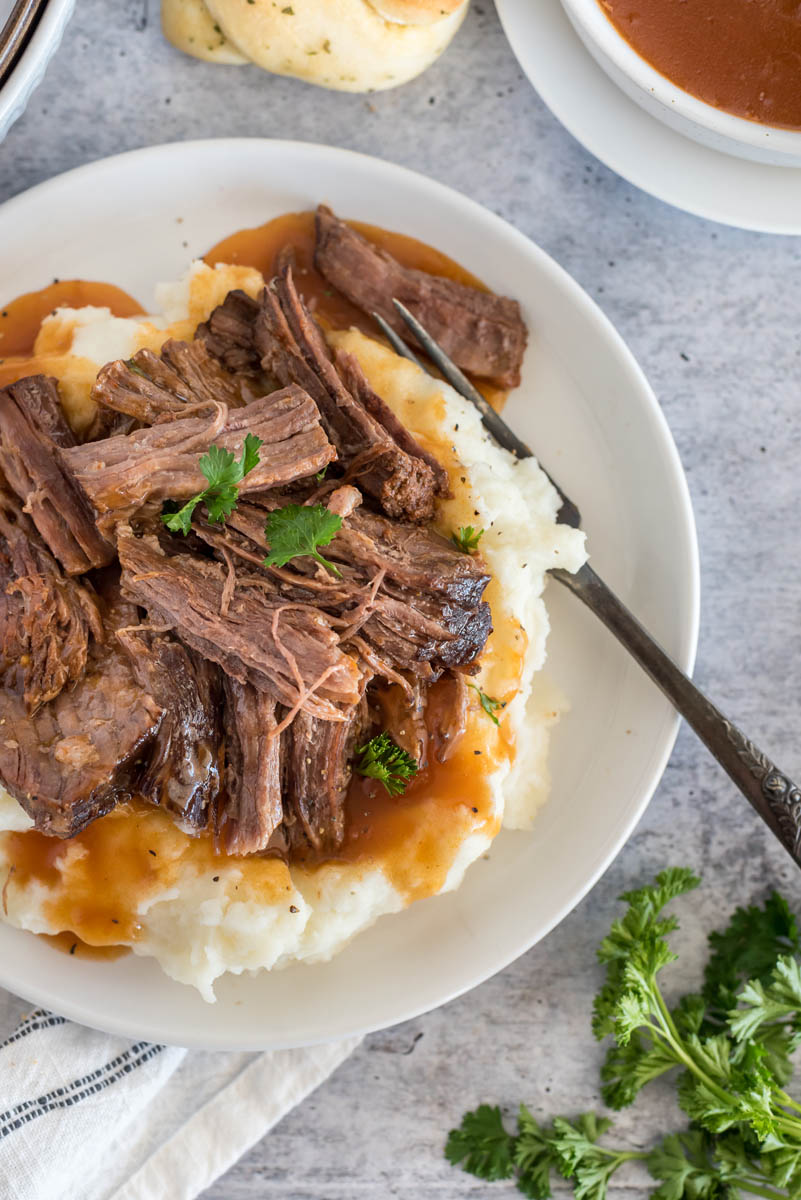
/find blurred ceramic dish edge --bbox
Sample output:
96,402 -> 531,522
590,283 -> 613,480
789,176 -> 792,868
495,0 -> 801,234
559,0 -> 801,167
0,0 -> 74,143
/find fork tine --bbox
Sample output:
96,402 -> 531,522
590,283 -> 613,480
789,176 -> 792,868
391,299 -> 582,529
392,299 -> 532,461
371,311 -> 426,369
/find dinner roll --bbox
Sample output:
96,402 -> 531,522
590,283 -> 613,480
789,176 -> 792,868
203,0 -> 469,91
367,0 -> 465,25
162,0 -> 249,64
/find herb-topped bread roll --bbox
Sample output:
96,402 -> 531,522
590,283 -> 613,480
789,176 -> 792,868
162,0 -> 469,90
161,0 -> 248,64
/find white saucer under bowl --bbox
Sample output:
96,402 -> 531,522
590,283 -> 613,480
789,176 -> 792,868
495,0 -> 801,234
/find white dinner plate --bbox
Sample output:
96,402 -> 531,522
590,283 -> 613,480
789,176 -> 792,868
495,0 -> 801,235
0,140 -> 698,1048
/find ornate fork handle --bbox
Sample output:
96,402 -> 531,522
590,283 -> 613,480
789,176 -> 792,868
554,562 -> 801,867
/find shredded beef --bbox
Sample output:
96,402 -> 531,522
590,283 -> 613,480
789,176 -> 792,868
0,376 -> 115,574
0,592 -> 162,837
254,268 -> 440,522
195,289 -> 263,377
117,628 -> 222,828
64,385 -> 336,531
196,496 -> 492,678
117,528 -> 364,719
92,338 -> 253,427
283,701 -> 367,854
314,205 -> 528,389
218,678 -> 283,855
0,491 -> 102,713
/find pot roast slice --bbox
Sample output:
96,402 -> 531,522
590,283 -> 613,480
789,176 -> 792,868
0,591 -> 163,838
254,269 -> 440,522
0,490 -> 103,713
116,628 -> 222,829
314,205 -> 528,389
91,337 -> 254,428
63,385 -> 336,531
196,496 -> 492,678
117,529 -> 364,720
0,376 -> 114,574
195,289 -> 263,378
283,701 -> 368,854
218,677 -> 283,855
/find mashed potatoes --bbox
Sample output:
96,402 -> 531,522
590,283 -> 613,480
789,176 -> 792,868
0,265 -> 586,1001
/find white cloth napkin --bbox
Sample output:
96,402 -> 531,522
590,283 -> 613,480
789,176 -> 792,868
0,989 -> 359,1200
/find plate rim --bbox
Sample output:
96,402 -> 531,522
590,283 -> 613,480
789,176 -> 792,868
0,138 -> 700,1047
495,0 -> 801,235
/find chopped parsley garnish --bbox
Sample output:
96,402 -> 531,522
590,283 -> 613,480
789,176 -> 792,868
315,464 -> 329,484
355,732 -> 418,796
162,433 -> 262,535
262,503 -> 343,578
446,868 -> 801,1200
451,525 -> 484,553
468,684 -> 505,726
124,358 -> 150,380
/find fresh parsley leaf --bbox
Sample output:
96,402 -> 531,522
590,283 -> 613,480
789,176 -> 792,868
468,683 -> 505,726
445,1105 -> 516,1181
355,732 -> 418,797
704,893 -> 801,1021
515,1105 -> 558,1199
451,525 -> 483,553
729,956 -> 801,1046
162,496 -> 203,536
445,870 -> 801,1200
600,1032 -> 678,1109
161,434 -> 262,534
315,465 -> 329,483
124,357 -> 149,380
262,503 -> 343,578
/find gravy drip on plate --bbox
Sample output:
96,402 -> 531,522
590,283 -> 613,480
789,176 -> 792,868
205,211 -> 508,411
600,0 -> 801,130
0,281 -> 143,387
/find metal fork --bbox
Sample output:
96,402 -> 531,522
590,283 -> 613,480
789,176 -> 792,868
373,300 -> 801,870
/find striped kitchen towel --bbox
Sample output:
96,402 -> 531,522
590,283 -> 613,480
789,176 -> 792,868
0,991 -> 359,1200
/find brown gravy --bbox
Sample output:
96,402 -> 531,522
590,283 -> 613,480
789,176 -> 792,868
205,211 -> 508,411
600,0 -> 801,130
0,280 -> 143,389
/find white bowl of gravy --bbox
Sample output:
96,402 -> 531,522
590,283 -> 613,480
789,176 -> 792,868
559,0 -> 801,167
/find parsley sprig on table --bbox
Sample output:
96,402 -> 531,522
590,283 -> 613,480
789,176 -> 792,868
262,503 -> 343,578
162,434 -> 262,535
446,868 -> 801,1200
355,732 -> 418,797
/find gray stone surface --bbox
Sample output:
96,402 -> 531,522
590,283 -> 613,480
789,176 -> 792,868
3,1 -> 801,1196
